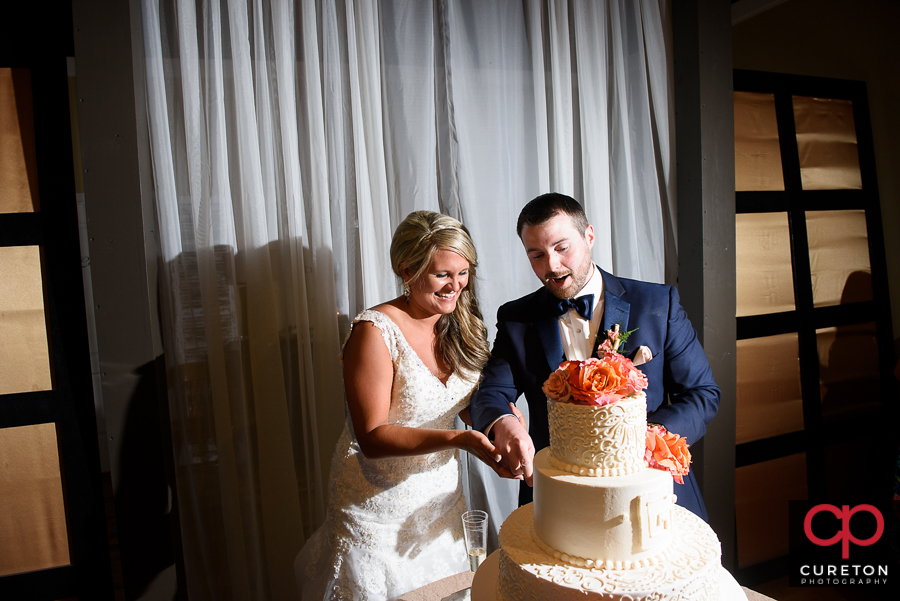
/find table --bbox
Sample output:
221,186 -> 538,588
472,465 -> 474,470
399,571 -> 473,601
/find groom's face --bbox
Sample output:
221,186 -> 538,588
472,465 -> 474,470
521,212 -> 595,300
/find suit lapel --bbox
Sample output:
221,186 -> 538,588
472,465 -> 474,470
600,268 -> 630,335
535,290 -> 565,372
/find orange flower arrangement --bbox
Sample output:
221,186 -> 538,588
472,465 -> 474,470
645,425 -> 691,484
542,325 -> 647,406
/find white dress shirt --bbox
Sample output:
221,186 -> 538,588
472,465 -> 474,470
558,265 -> 604,361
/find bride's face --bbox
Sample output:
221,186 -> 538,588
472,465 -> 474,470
407,249 -> 470,317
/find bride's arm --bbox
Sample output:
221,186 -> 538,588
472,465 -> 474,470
344,322 -> 517,478
458,403 -> 525,428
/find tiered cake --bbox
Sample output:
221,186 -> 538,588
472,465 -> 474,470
495,394 -> 731,600
472,327 -> 746,601
486,332 -> 744,601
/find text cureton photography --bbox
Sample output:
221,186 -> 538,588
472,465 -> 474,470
797,563 -> 888,586
789,501 -> 894,589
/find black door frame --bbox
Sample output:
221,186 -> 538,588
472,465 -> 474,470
0,4 -> 112,599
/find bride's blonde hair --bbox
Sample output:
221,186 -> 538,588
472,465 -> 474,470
390,211 -> 490,375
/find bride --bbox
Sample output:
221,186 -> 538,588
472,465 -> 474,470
295,211 -> 516,600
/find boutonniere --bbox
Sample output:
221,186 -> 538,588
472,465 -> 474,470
596,323 -> 636,356
598,324 -> 653,366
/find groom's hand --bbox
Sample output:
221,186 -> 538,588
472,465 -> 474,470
492,415 -> 535,486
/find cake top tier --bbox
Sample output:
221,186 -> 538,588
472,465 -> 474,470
541,327 -> 693,481
541,326 -> 650,476
547,394 -> 647,476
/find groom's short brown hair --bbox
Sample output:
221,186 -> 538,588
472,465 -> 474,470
516,193 -> 590,239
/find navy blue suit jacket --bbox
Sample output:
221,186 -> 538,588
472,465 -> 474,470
470,268 -> 720,520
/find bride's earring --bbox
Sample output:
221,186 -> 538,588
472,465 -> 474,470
403,281 -> 411,299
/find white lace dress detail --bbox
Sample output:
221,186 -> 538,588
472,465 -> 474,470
295,310 -> 477,601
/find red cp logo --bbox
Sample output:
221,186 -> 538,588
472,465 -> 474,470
803,504 -> 884,559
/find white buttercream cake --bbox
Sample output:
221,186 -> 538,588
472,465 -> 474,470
485,396 -> 744,601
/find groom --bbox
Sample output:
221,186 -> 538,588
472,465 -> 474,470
469,193 -> 720,520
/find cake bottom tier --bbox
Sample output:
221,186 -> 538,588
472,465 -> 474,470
497,503 -> 731,601
472,550 -> 747,601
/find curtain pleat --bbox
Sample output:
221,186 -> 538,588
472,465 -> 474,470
139,1 -> 675,598
547,0 -> 574,194
523,0 -> 550,192
573,0 -> 613,271
607,0 -> 666,283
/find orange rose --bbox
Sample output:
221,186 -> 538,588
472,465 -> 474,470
544,344 -> 648,406
603,352 -> 648,395
542,369 -> 572,401
645,426 -> 691,484
668,437 -> 691,478
565,358 -> 626,405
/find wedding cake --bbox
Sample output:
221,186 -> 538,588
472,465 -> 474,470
480,330 -> 744,601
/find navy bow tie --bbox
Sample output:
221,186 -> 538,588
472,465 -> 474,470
554,294 -> 594,321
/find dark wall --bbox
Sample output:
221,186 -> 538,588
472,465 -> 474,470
72,0 -> 179,599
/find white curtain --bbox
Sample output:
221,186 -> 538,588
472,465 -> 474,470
140,0 -> 674,598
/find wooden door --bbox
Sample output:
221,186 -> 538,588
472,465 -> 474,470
732,69 -> 896,585
0,5 -> 113,599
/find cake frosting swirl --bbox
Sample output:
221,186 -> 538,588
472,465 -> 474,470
547,394 -> 647,476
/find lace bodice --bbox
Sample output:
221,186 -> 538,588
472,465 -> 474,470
344,309 -> 477,429
295,309 -> 478,601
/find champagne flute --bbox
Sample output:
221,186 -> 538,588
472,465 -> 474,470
462,510 -> 488,572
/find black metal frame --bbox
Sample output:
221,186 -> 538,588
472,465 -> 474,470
733,69 -> 898,586
0,3 -> 113,599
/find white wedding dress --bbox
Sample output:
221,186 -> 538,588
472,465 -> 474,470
295,310 -> 476,601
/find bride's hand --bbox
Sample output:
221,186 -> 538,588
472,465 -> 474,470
460,430 -> 520,480
490,416 -> 535,486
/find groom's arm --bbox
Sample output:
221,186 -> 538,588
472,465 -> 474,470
469,313 -> 535,484
469,307 -> 523,432
648,286 -> 721,445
